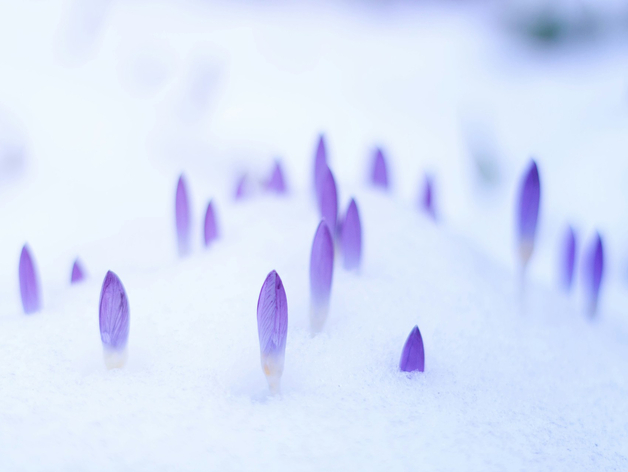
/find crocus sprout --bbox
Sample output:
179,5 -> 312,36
99,271 -> 130,369
313,134 -> 327,201
399,326 -> 425,373
309,220 -> 334,333
257,270 -> 288,394
370,147 -> 389,189
265,160 -> 287,194
19,244 -> 41,314
175,174 -> 192,257
340,198 -> 362,271
71,258 -> 86,284
421,175 -> 437,221
235,174 -> 248,200
560,226 -> 576,291
584,232 -> 604,317
318,166 -> 338,236
203,200 -> 219,247
516,159 -> 540,270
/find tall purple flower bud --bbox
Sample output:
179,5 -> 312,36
370,147 -> 389,189
560,226 -> 576,291
314,134 -> 327,201
399,326 -> 424,373
318,166 -> 338,235
257,270 -> 288,393
584,233 -> 604,316
71,258 -> 86,284
340,198 -> 362,271
175,174 -> 191,257
99,271 -> 130,369
309,220 -> 334,333
265,160 -> 287,194
516,160 -> 540,268
203,200 -> 219,247
421,175 -> 436,221
19,244 -> 41,314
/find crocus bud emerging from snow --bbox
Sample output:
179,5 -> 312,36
584,233 -> 604,316
99,271 -> 130,369
421,175 -> 436,221
560,226 -> 576,291
516,160 -> 540,268
399,326 -> 425,373
265,160 -> 287,194
71,258 -> 86,284
234,174 -> 248,200
314,134 -> 327,200
19,244 -> 41,314
175,174 -> 191,257
370,147 -> 389,189
310,220 -> 334,333
203,200 -> 218,247
318,166 -> 338,235
257,270 -> 288,393
341,198 -> 362,271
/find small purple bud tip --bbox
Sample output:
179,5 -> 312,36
318,166 -> 338,235
560,226 -> 576,291
310,220 -> 334,333
371,147 -> 389,189
175,174 -> 191,257
265,160 -> 287,194
234,174 -> 247,200
314,134 -> 327,200
340,198 -> 362,271
399,325 -> 425,373
99,271 -> 130,369
203,200 -> 219,247
517,159 -> 540,268
257,270 -> 288,393
584,232 -> 604,316
71,258 -> 86,284
19,244 -> 41,314
421,175 -> 437,221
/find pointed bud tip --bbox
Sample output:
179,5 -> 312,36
400,325 -> 425,373
340,198 -> 362,271
310,221 -> 334,332
19,244 -> 41,314
175,174 -> 191,256
204,200 -> 219,246
99,270 -> 130,354
371,147 -> 389,189
318,166 -> 338,235
71,259 -> 86,284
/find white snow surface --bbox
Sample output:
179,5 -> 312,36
0,0 -> 627,470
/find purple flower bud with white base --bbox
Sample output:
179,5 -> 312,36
314,134 -> 327,200
310,220 -> 334,333
399,326 -> 424,373
71,258 -> 86,284
340,198 -> 362,271
175,174 -> 191,257
516,160 -> 540,269
421,175 -> 436,221
265,160 -> 287,194
203,200 -> 218,247
584,232 -> 604,316
257,270 -> 288,393
99,271 -> 130,369
19,244 -> 41,314
560,226 -> 576,291
318,166 -> 338,235
370,147 -> 389,189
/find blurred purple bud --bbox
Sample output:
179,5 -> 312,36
314,134 -> 327,200
234,174 -> 247,200
71,258 -> 86,284
175,174 -> 191,257
517,160 -> 540,267
341,198 -> 362,271
399,325 -> 425,373
310,220 -> 334,332
99,271 -> 130,368
19,244 -> 41,314
584,232 -> 604,316
265,160 -> 287,194
203,200 -> 219,247
257,270 -> 288,393
318,166 -> 338,235
421,175 -> 437,221
371,148 -> 389,189
560,226 -> 576,291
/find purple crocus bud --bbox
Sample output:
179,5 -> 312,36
314,134 -> 327,200
421,175 -> 436,221
99,271 -> 130,369
560,226 -> 576,291
516,159 -> 540,268
175,174 -> 191,257
309,220 -> 334,333
71,258 -> 86,284
318,166 -> 338,235
399,325 -> 425,373
203,200 -> 219,247
19,244 -> 41,314
370,147 -> 389,189
257,270 -> 288,393
340,198 -> 362,271
234,174 -> 247,200
265,160 -> 287,194
584,232 -> 604,316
